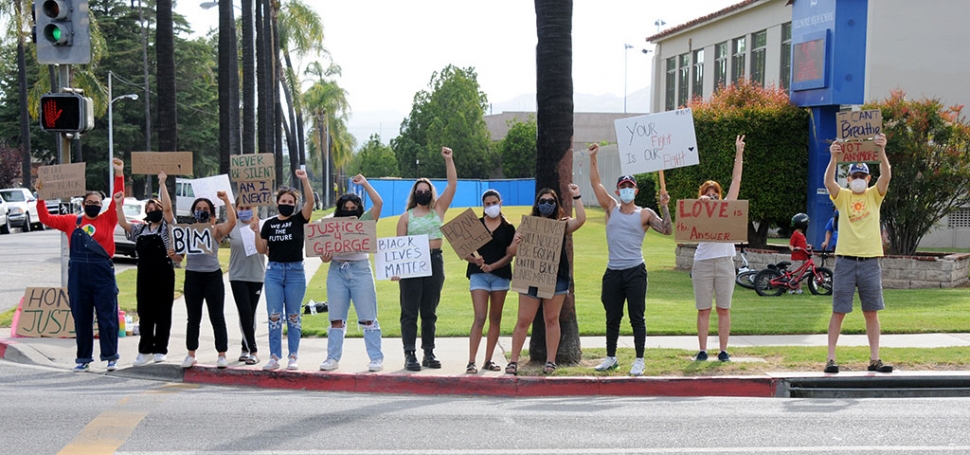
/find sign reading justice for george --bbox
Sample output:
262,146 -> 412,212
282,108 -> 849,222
614,108 -> 699,175
304,217 -> 377,257
674,199 -> 749,243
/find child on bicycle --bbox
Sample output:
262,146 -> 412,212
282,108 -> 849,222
788,213 -> 811,294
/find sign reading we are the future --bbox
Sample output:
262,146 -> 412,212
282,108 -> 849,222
613,108 -> 699,175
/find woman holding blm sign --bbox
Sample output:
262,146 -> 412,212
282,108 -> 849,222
506,184 -> 586,375
37,158 -> 126,372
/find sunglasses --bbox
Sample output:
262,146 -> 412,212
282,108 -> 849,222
415,190 -> 430,196
538,198 -> 557,204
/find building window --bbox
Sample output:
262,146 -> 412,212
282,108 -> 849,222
780,22 -> 792,91
750,30 -> 767,86
665,57 -> 676,111
948,208 -> 970,228
692,49 -> 704,100
731,36 -> 746,84
677,53 -> 690,107
714,42 -> 728,91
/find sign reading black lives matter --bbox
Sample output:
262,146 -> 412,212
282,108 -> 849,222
375,234 -> 432,280
510,216 -> 566,299
170,223 -> 216,255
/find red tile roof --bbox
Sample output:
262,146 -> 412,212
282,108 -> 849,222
645,0 -> 769,43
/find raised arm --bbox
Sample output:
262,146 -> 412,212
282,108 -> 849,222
214,191 -> 236,240
725,135 -> 745,200
356,174 -> 383,221
825,141 -> 843,197
114,192 -> 131,233
645,191 -> 673,235
587,144 -> 617,213
565,183 -> 586,234
254,220 -> 268,255
874,133 -> 891,196
296,169 -> 314,219
158,171 -> 175,224
434,147 -> 458,218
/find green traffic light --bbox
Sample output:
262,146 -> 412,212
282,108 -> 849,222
51,28 -> 61,41
43,24 -> 69,45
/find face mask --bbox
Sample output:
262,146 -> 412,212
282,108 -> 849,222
237,209 -> 253,222
618,188 -> 636,204
194,210 -> 210,223
849,179 -> 868,193
83,205 -> 101,218
278,204 -> 296,217
484,205 -> 501,219
145,210 -> 163,223
538,201 -> 557,217
414,192 -> 432,206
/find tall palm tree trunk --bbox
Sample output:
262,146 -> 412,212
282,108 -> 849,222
156,0 -> 177,197
283,51 -> 308,169
279,65 -> 300,184
15,0 -> 31,189
242,0 -> 255,156
218,0 -> 240,173
530,0 -> 580,365
256,0 -> 269,158
139,0 -> 153,197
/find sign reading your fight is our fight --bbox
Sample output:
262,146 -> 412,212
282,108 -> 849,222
613,108 -> 699,175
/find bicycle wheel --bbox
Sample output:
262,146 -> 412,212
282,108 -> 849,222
753,269 -> 785,297
808,267 -> 834,295
736,270 -> 758,290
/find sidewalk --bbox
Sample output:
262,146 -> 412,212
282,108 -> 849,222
3,257 -> 970,397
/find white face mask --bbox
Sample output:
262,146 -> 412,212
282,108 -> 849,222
849,179 -> 868,193
484,204 -> 501,218
618,188 -> 636,204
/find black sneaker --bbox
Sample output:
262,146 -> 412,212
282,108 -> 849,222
404,350 -> 421,371
717,351 -> 730,362
868,359 -> 893,373
824,359 -> 839,374
695,351 -> 708,361
422,351 -> 441,369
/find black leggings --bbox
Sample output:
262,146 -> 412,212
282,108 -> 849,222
137,259 -> 175,355
184,270 -> 229,353
230,280 -> 262,354
601,263 -> 647,358
399,250 -> 444,351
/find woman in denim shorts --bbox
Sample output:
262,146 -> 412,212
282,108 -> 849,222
464,190 -> 516,374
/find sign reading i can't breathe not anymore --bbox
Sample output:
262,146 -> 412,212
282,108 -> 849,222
674,199 -> 748,243
613,108 -> 699,175
16,287 -> 75,338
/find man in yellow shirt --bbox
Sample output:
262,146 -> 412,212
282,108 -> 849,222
823,133 -> 892,374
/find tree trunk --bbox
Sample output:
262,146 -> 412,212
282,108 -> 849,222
241,0 -> 255,156
156,0 -> 177,198
256,0 -> 268,158
283,51 -> 308,168
267,1 -> 282,184
279,57 -> 299,182
15,6 -> 31,189
218,0 -> 239,174
139,0 -> 153,197
530,0 -> 580,365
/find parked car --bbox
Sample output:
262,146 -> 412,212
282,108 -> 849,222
114,198 -> 148,258
0,188 -> 44,232
0,193 -> 10,234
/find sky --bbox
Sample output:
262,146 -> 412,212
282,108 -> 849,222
177,0 -> 741,147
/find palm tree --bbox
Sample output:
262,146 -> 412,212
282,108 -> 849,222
156,0 -> 177,197
2,0 -> 32,188
530,0 -> 581,365
218,0 -> 240,173
241,0 -> 255,156
277,0 -> 325,175
303,61 -> 352,207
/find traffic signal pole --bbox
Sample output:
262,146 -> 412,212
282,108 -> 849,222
57,64 -> 71,287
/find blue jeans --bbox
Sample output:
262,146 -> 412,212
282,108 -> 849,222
327,259 -> 382,361
264,261 -> 306,360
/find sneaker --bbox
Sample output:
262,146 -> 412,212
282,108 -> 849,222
824,359 -> 839,374
319,358 -> 339,371
630,358 -> 645,376
263,358 -> 281,370
153,353 -> 167,363
106,360 -> 118,372
868,359 -> 894,373
368,359 -> 383,372
133,353 -> 150,367
73,362 -> 89,372
180,355 -> 197,369
788,288 -> 803,295
594,356 -> 619,371
286,356 -> 299,371
718,351 -> 731,362
695,351 -> 709,361
216,356 -> 229,369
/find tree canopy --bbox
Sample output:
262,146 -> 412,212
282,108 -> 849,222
350,134 -> 398,178
498,116 -> 537,178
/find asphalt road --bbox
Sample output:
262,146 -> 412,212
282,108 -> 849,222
3,360 -> 970,454
0,228 -> 135,312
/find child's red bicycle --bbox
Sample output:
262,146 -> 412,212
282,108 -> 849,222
753,248 -> 834,297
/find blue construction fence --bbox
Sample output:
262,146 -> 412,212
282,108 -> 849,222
346,178 -> 537,215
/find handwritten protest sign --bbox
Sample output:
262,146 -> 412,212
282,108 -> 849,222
16,287 -> 75,338
131,152 -> 194,175
305,217 -> 378,257
837,109 -> 882,141
375,235 -> 432,280
240,223 -> 259,256
237,180 -> 274,206
37,163 -> 85,200
230,153 -> 275,182
440,208 -> 492,259
838,140 -> 882,163
191,174 -> 234,208
614,108 -> 699,175
170,223 -> 216,255
510,216 -> 566,299
675,199 -> 748,243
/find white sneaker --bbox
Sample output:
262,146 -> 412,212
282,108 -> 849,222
216,356 -> 229,369
319,358 -> 339,371
286,356 -> 299,371
263,358 -> 281,370
630,358 -> 646,377
368,359 -> 383,372
594,356 -> 619,371
180,355 -> 197,369
133,353 -> 150,367
153,353 -> 167,363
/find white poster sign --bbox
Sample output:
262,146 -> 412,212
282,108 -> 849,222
613,108 -> 699,175
191,174 -> 235,208
375,235 -> 432,280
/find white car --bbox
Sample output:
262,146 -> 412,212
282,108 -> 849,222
114,198 -> 148,258
0,188 -> 44,233
0,194 -> 9,234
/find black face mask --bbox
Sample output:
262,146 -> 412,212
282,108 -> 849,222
145,210 -> 163,223
278,204 -> 296,217
194,210 -> 210,223
83,205 -> 101,218
414,192 -> 432,206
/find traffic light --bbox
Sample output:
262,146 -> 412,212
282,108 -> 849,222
34,0 -> 91,65
39,93 -> 94,133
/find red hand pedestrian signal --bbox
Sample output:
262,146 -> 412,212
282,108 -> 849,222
38,93 -> 93,133
43,98 -> 64,129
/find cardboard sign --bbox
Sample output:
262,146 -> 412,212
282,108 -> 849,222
510,216 -> 566,299
675,199 -> 749,243
16,287 -> 75,338
37,163 -> 85,200
440,208 -> 492,259
614,108 -> 699,175
837,109 -> 882,141
838,140 -> 882,163
191,174 -> 234,208
237,180 -> 274,206
170,223 -> 216,255
131,152 -> 194,175
305,217 -> 378,257
375,235 -> 432,280
230,153 -> 276,182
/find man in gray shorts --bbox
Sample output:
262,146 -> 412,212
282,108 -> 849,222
823,133 -> 893,374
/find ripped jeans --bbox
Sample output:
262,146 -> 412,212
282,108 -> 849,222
326,259 -> 382,361
264,261 -> 306,360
